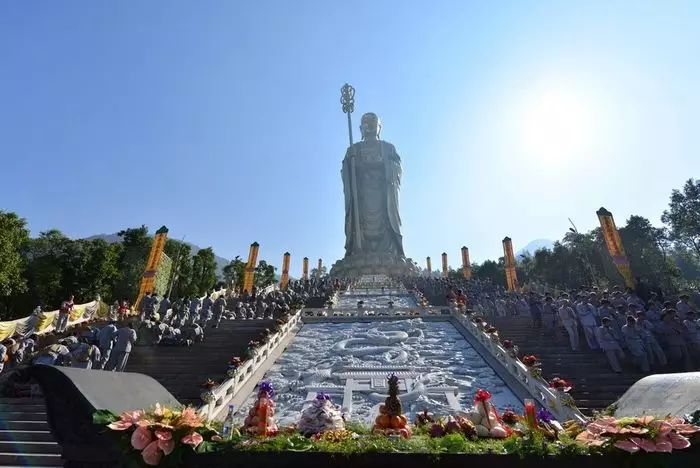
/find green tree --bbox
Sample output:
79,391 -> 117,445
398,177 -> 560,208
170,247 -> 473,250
473,259 -> 505,285
662,178 -> 700,258
26,229 -> 72,307
189,247 -> 217,296
255,260 -> 277,288
113,225 -> 151,301
0,211 -> 30,318
223,256 -> 246,290
164,239 -> 192,298
619,215 -> 679,291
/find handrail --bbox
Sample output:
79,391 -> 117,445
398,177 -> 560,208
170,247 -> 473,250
450,309 -> 587,424
197,309 -> 303,421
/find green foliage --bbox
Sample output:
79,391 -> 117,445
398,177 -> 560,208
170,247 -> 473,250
662,178 -> 700,258
164,239 -> 193,298
473,259 -> 505,285
189,248 -> 218,296
92,409 -> 119,425
255,260 -> 277,289
223,256 -> 246,290
0,211 -> 30,318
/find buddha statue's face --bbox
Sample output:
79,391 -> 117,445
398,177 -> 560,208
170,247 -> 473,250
360,113 -> 381,140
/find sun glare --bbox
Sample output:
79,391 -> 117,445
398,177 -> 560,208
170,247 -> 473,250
519,85 -> 596,164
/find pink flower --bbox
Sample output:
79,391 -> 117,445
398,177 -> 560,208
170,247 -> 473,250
131,426 -> 153,450
158,437 -> 175,455
181,432 -> 203,448
120,410 -> 144,424
154,430 -> 172,441
136,419 -> 154,428
107,420 -> 134,431
653,435 -> 673,453
637,438 -> 657,452
153,403 -> 163,417
668,432 -> 691,450
141,441 -> 163,466
614,440 -> 640,453
211,435 -> 223,442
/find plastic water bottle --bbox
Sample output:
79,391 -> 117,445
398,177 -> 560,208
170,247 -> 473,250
222,405 -> 235,439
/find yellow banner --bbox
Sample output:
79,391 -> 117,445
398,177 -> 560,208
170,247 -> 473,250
502,237 -> 519,291
426,256 -> 432,274
461,246 -> 472,279
135,226 -> 169,308
441,253 -> 448,278
302,257 -> 309,281
0,321 -> 18,341
597,208 -> 634,288
280,252 -> 291,290
242,242 -> 260,293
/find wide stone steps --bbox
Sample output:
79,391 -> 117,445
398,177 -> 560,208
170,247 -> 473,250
490,316 -> 648,415
0,398 -> 62,467
126,319 -> 274,406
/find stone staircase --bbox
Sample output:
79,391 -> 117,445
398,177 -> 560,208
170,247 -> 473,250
0,397 -> 62,467
490,315 -> 647,415
126,319 -> 275,406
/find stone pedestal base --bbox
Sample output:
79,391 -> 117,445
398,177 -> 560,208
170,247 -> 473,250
330,254 -> 418,278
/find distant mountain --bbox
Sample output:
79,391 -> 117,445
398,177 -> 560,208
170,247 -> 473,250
516,239 -> 555,258
85,233 -> 230,277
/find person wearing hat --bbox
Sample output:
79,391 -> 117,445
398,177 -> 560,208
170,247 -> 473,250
595,317 -> 625,373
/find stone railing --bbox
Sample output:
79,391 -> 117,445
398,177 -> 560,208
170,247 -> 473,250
197,309 -> 303,420
451,309 -> 587,424
302,306 -> 454,319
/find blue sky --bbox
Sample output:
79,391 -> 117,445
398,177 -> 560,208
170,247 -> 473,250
1,1 -> 699,274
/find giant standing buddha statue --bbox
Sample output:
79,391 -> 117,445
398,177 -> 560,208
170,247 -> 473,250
330,84 -> 417,277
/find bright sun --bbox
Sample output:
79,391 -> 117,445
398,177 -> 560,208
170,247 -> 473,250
519,85 -> 596,164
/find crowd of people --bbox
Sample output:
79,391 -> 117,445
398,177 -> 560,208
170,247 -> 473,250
407,277 -> 700,374
0,279 -> 338,377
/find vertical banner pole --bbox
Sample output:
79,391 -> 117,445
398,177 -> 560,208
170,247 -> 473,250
597,207 -> 635,288
280,252 -> 291,290
135,226 -> 169,310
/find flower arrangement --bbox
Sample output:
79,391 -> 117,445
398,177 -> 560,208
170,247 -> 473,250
575,415 -> 700,453
94,404 -> 219,466
484,325 -> 498,334
521,355 -> 542,379
200,379 -> 218,403
227,357 -> 243,378
414,409 -> 434,427
548,377 -> 573,393
502,340 -> 519,358
521,355 -> 539,367
501,407 -> 519,426
94,395 -> 700,464
245,340 -> 261,359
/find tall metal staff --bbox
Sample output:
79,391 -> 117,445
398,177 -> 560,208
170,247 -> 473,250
341,83 -> 362,251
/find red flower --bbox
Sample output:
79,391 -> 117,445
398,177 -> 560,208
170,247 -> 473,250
522,355 -> 540,367
548,377 -> 573,392
502,340 -> 514,349
474,389 -> 492,403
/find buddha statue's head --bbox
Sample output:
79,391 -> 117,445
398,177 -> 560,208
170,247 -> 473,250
360,113 -> 382,140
